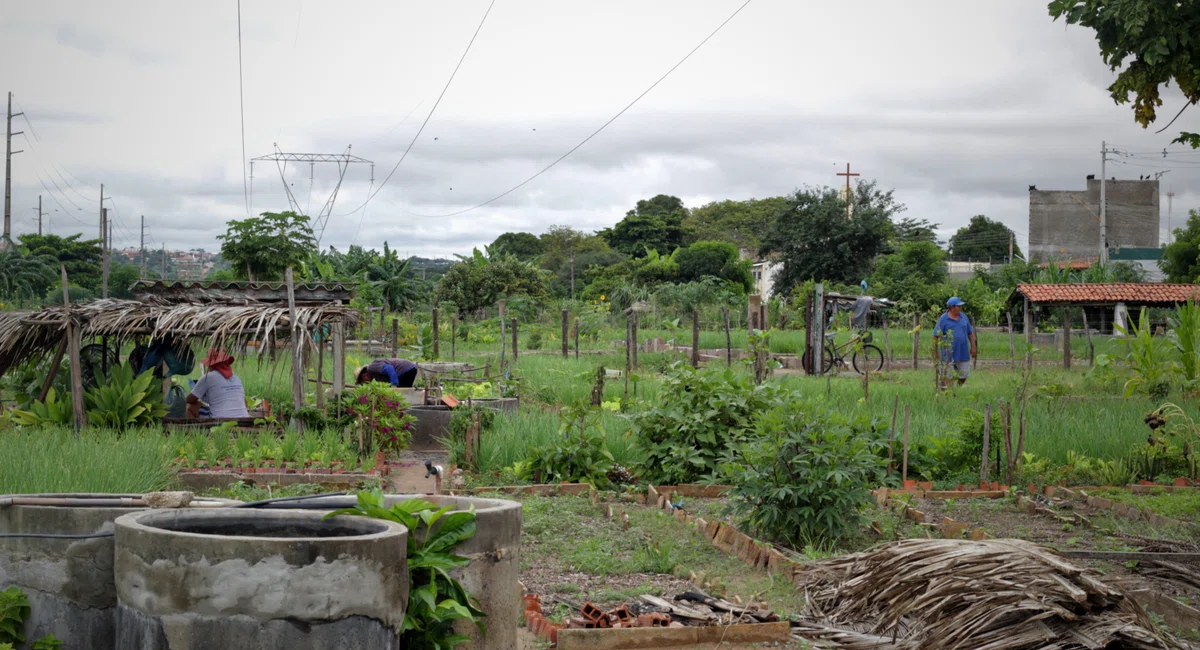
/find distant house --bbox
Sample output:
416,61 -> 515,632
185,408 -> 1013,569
740,248 -> 782,298
1028,177 -> 1159,262
1108,247 -> 1164,282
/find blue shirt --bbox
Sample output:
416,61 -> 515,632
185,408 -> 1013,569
934,312 -> 974,362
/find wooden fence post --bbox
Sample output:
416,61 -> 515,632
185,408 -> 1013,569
574,318 -> 580,360
1081,310 -> 1095,366
883,314 -> 891,370
432,308 -> 439,360
981,403 -> 992,483
562,309 -> 569,358
315,338 -> 325,410
367,307 -> 375,357
498,301 -> 507,370
1062,308 -> 1071,370
1006,311 -> 1015,370
511,318 -> 519,361
912,313 -> 920,370
332,322 -> 346,398
691,309 -> 700,368
391,317 -> 399,357
451,314 -> 457,361
624,315 -> 631,405
286,267 -> 305,430
1024,296 -> 1034,370
901,406 -> 910,484
631,313 -> 639,370
723,307 -> 732,367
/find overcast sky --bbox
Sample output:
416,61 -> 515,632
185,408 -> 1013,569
3,0 -> 1199,259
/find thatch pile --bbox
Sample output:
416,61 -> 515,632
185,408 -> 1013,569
792,538 -> 1190,650
0,298 -> 359,376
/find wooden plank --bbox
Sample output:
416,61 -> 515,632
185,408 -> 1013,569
62,266 -> 86,433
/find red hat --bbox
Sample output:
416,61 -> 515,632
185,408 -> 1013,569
200,348 -> 235,367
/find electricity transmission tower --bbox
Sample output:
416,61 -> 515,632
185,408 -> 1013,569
249,144 -> 374,246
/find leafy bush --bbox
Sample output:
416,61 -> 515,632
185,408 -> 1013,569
327,491 -> 485,650
84,364 -> 168,430
1117,308 -> 1174,400
346,382 -> 417,453
0,586 -> 30,645
929,408 -> 993,474
1169,300 -> 1200,390
6,388 -> 72,426
523,402 -> 614,486
31,635 -> 63,650
719,399 -> 889,546
632,363 -> 779,484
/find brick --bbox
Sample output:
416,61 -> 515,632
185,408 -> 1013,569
704,519 -> 721,540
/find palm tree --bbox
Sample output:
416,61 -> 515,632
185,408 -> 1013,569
0,240 -> 57,301
367,243 -> 419,312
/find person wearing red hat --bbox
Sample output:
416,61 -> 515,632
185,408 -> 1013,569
186,348 -> 250,419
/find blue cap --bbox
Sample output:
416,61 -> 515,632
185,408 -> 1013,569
947,297 -> 965,306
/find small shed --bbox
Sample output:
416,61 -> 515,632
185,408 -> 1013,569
1011,283 -> 1200,335
0,277 -> 358,430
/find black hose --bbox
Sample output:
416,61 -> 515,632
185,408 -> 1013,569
232,491 -> 349,509
0,532 -> 114,539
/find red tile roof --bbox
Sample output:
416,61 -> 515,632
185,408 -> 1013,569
1016,283 -> 1200,305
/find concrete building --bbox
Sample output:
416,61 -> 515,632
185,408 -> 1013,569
1028,178 -> 1159,262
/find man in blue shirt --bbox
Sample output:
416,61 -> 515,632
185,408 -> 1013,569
354,358 -> 419,388
933,297 -> 977,387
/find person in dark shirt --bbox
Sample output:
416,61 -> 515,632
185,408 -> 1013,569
354,358 -> 418,387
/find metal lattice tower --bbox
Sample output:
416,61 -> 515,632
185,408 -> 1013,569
249,144 -> 374,246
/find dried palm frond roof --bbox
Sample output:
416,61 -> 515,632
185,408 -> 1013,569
792,538 -> 1190,650
0,298 -> 359,377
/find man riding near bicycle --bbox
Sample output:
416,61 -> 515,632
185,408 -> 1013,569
933,297 -> 977,387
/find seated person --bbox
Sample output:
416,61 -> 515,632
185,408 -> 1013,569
186,348 -> 250,419
355,358 -> 418,388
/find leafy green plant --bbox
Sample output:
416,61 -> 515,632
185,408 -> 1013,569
84,364 -> 169,430
31,634 -> 63,650
1170,301 -> 1200,390
523,401 -> 614,486
210,423 -> 234,464
0,586 -> 30,645
327,490 -> 485,649
444,405 -> 496,470
525,327 -> 544,351
719,398 -> 889,546
6,387 -> 72,427
631,362 -> 779,484
1116,308 -> 1175,400
279,430 -> 301,465
234,434 -> 254,467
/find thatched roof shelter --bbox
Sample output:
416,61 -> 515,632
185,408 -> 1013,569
0,297 -> 359,377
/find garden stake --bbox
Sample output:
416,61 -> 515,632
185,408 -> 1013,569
888,395 -> 899,476
574,318 -> 580,360
981,404 -> 991,482
562,308 -> 569,358
1006,311 -> 1015,370
432,308 -> 439,360
624,315 -> 631,406
391,317 -> 399,356
1004,401 -> 1014,484
902,405 -> 910,483
511,317 -> 519,361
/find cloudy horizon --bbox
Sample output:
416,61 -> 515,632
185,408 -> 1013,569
3,0 -> 1199,259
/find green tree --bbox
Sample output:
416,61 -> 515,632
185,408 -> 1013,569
760,181 -> 904,294
684,197 -> 788,248
0,242 -> 57,300
600,194 -> 687,257
216,211 -> 317,281
17,233 -> 102,290
1162,210 -> 1200,282
489,232 -> 545,260
540,226 -> 615,298
1050,0 -> 1200,147
869,241 -> 949,311
108,263 -> 142,299
948,215 -> 1020,262
892,217 -> 942,247
434,248 -> 549,313
674,240 -> 753,292
367,243 -> 419,312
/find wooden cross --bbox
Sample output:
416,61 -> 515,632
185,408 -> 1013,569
836,163 -> 859,218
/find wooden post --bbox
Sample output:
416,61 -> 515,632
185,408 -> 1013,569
912,313 -> 920,370
1062,307 -> 1071,370
901,405 -> 910,483
367,308 -> 375,358
61,266 -> 86,433
812,284 -> 825,375
1081,309 -> 1095,366
1024,296 -> 1034,370
391,318 -> 399,357
1006,311 -> 1015,370
432,308 -> 440,360
624,315 -> 631,405
1003,402 -> 1014,483
286,267 -> 305,429
631,312 -> 638,370
498,301 -> 506,369
37,334 -> 68,402
332,321 -> 346,397
760,304 -> 768,331
451,315 -> 457,361
981,404 -> 992,483
315,337 -> 325,410
691,309 -> 700,368
723,307 -> 732,367
882,314 -> 891,370
561,309 -> 569,358
887,395 -> 899,477
574,318 -> 580,360
511,317 -> 518,361
464,398 -> 479,472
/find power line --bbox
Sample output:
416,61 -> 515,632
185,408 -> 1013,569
237,0 -> 249,216
345,0 -> 497,224
405,0 -> 756,219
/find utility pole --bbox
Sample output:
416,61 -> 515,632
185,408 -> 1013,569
1099,142 -> 1108,265
32,195 -> 45,236
1167,188 -> 1175,245
1008,231 -> 1013,264
139,215 -> 146,277
101,207 -> 110,298
160,243 -> 166,280
5,92 -> 25,243
98,183 -> 104,243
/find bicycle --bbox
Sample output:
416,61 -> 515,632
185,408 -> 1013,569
821,329 -> 885,374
